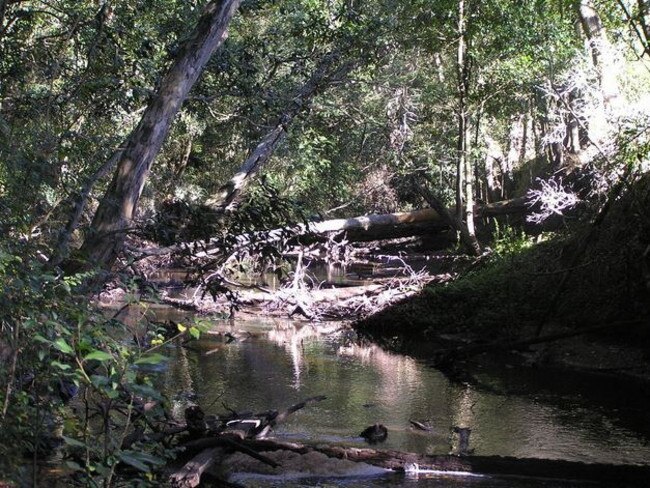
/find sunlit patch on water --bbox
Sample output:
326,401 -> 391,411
403,462 -> 486,478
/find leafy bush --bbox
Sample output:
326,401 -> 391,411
0,242 -> 187,486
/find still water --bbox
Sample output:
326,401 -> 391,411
149,313 -> 650,487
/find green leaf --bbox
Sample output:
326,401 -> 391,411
51,360 -> 72,371
54,338 -> 74,355
33,334 -> 51,345
189,327 -> 200,340
62,436 -> 86,448
134,353 -> 168,366
84,350 -> 113,362
106,389 -> 120,399
65,461 -> 83,472
176,323 -> 187,333
118,451 -> 150,473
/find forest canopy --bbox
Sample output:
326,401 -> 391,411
0,0 -> 648,264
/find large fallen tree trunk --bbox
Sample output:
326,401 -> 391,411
130,197 -> 546,262
129,207 -> 451,258
305,208 -> 450,242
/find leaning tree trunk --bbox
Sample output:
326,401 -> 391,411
205,53 -> 355,213
414,178 -> 482,256
75,0 -> 240,271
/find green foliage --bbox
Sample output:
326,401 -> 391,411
491,222 -> 534,257
0,241 -> 199,485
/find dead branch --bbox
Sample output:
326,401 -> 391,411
170,447 -> 223,488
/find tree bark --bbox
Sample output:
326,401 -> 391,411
52,148 -> 124,267
75,0 -> 241,270
455,0 -> 480,253
205,53 -> 355,213
169,447 -> 223,488
414,180 -> 482,256
577,0 -> 621,109
455,0 -> 467,223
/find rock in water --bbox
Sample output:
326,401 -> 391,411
360,423 -> 388,444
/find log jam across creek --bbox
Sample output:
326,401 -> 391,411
111,273 -> 650,488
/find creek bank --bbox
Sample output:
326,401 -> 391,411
354,175 -> 650,382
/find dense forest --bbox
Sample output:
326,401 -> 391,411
1,0 -> 650,486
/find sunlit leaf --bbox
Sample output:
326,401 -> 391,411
84,350 -> 113,362
33,334 -> 51,344
54,338 -> 74,355
51,360 -> 71,371
134,353 -> 168,365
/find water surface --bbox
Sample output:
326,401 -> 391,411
151,314 -> 650,487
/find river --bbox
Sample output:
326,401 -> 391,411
138,304 -> 650,488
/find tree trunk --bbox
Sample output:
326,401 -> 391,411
578,0 -> 621,109
205,53 -> 355,213
638,0 -> 650,51
414,181 -> 482,256
75,0 -> 241,270
455,0 -> 467,223
455,0 -> 480,252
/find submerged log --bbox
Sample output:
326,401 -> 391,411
238,439 -> 650,485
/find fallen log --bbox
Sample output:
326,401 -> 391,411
129,208 -> 450,259
169,396 -> 327,486
233,439 -> 650,485
130,197 -> 548,263
170,447 -> 222,488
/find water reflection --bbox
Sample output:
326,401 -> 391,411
160,316 -> 650,472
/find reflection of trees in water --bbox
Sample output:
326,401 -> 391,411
164,345 -> 198,419
266,321 -> 343,390
336,341 -> 422,408
159,317 -> 650,463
